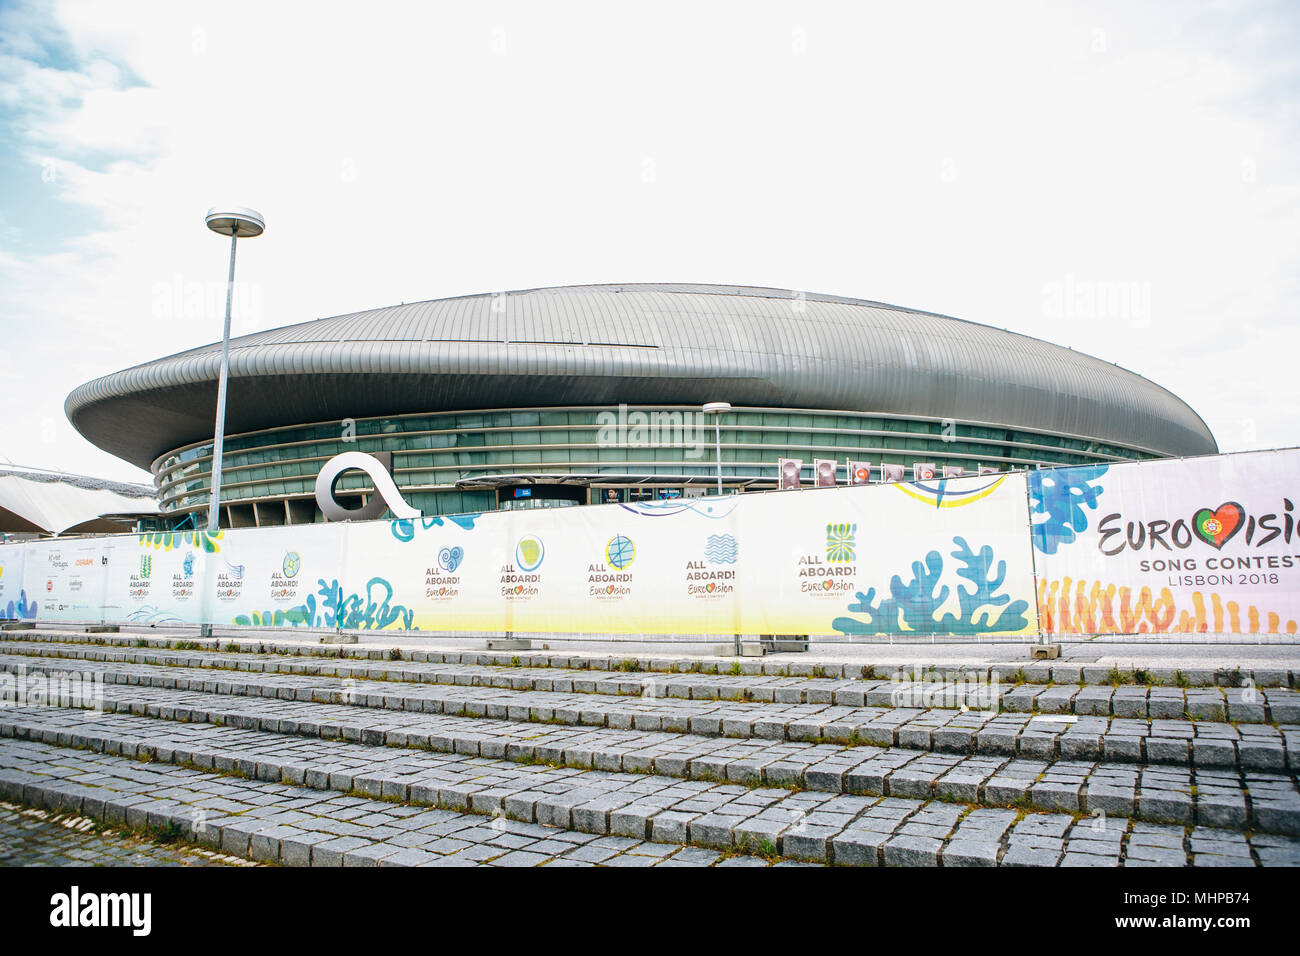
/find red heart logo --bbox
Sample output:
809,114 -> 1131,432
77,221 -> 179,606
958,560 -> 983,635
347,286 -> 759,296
707,582 -> 716,593
1192,502 -> 1244,550
606,584 -> 615,593
515,584 -> 523,594
823,579 -> 833,590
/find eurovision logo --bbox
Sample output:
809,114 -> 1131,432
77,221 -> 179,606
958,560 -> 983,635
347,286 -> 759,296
797,521 -> 858,596
269,558 -> 301,601
590,535 -> 634,598
1098,498 -> 1295,555
1192,503 -> 1243,550
427,546 -> 464,600
502,536 -> 543,598
216,560 -> 245,602
686,536 -> 735,597
173,551 -> 196,600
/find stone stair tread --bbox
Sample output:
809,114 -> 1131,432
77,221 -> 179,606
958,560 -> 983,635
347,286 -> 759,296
0,738 -> 768,867
3,655 -> 1295,774
5,626 -> 1299,866
2,685 -> 1298,834
4,642 -> 1296,723
5,630 -> 1296,689
3,711 -> 1297,864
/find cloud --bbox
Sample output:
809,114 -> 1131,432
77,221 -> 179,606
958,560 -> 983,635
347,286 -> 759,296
0,0 -> 1297,486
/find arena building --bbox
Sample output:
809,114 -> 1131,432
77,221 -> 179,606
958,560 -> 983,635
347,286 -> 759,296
65,283 -> 1217,528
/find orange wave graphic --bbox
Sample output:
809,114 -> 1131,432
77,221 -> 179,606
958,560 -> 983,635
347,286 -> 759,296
1037,578 -> 1299,635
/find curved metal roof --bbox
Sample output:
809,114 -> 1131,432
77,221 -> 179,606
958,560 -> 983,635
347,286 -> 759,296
65,283 -> 1217,469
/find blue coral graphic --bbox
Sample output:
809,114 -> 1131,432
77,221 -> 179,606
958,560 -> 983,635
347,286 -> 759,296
832,537 -> 1030,636
391,514 -> 479,542
3,589 -> 38,621
1027,464 -> 1109,554
233,576 -> 414,631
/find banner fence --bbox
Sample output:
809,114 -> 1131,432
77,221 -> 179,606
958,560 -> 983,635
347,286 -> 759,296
1,448 -> 1297,642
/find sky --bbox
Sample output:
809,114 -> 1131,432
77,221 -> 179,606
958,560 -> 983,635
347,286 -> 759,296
0,0 -> 1297,484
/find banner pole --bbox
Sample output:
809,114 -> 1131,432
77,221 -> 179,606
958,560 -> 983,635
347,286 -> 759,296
1021,468 -> 1049,647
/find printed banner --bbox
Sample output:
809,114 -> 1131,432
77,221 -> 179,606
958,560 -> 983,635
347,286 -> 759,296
20,538 -> 112,623
181,472 -> 1037,637
0,544 -> 32,620
0,472 -> 1039,637
1029,449 -> 1300,635
19,447 -> 1300,639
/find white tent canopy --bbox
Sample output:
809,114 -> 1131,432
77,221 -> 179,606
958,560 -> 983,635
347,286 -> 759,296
0,468 -> 157,535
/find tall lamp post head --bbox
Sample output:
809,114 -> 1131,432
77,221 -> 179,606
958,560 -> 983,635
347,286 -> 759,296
205,206 -> 265,238
203,203 -> 265,545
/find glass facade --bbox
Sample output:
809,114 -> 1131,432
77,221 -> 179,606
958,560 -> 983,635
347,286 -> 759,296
151,405 -> 1160,527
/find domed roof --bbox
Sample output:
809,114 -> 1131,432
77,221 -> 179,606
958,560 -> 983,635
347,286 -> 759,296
65,282 -> 1216,469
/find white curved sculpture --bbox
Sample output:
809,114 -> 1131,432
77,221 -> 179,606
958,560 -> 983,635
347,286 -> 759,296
314,452 -> 421,521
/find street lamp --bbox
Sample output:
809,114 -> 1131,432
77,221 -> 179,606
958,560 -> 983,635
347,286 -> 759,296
702,402 -> 731,496
203,206 -> 265,534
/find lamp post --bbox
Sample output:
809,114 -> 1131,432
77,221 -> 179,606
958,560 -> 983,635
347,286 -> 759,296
203,207 -> 265,534
702,402 -> 731,496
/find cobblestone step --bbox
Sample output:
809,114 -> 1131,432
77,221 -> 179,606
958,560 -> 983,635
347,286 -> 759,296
3,654 -> 1296,773
2,709 -> 1297,865
4,682 -> 1299,834
0,799 -> 256,866
0,739 -> 778,867
8,628 -> 1297,689
4,640 -> 1299,722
